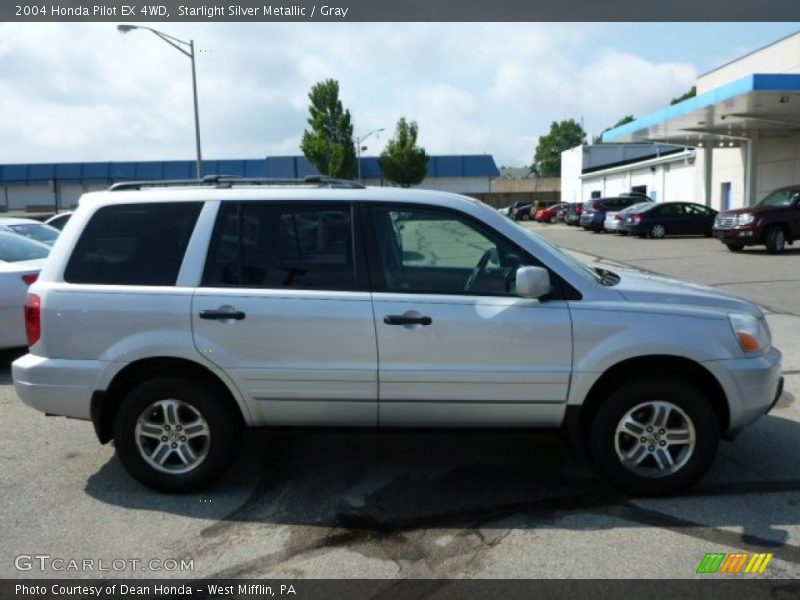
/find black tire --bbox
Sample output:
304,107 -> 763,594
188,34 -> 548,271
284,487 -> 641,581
765,226 -> 787,254
588,378 -> 719,496
521,213 -> 531,222
113,376 -> 241,492
725,242 -> 744,252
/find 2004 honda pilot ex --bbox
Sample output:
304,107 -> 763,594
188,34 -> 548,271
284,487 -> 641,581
13,177 -> 784,495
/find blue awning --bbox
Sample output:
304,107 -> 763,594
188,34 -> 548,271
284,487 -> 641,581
603,73 -> 800,146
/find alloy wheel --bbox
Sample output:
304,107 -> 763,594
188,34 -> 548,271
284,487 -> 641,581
614,400 -> 696,478
134,399 -> 211,474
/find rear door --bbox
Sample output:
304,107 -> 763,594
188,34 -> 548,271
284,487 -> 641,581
192,201 -> 378,426
365,204 -> 573,427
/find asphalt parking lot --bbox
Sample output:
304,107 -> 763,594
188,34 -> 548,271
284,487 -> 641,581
1,223 -> 798,580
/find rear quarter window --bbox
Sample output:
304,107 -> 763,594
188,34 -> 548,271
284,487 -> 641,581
64,202 -> 202,285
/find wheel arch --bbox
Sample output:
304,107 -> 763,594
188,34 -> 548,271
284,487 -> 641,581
91,357 -> 250,444
567,355 -> 729,452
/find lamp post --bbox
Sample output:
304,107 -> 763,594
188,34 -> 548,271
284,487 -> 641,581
354,128 -> 384,182
118,24 -> 204,179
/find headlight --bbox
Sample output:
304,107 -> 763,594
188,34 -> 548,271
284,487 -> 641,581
728,312 -> 771,354
736,213 -> 754,226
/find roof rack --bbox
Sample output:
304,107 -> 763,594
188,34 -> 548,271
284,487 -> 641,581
108,174 -> 366,192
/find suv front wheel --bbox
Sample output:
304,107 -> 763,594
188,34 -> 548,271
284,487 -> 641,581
113,376 -> 241,492
588,378 -> 719,496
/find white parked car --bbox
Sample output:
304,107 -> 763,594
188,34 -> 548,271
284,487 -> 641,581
0,231 -> 50,349
603,202 -> 653,233
0,217 -> 61,247
12,177 -> 783,495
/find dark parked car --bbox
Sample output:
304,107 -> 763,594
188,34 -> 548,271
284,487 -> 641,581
512,203 -> 534,221
580,196 -> 649,232
623,202 -> 718,238
564,203 -> 583,226
499,200 -> 532,218
713,186 -> 800,253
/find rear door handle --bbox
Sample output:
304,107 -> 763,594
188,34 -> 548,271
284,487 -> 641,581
199,310 -> 246,321
383,315 -> 432,326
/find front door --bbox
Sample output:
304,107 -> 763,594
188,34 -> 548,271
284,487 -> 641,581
193,201 -> 377,426
366,205 -> 573,427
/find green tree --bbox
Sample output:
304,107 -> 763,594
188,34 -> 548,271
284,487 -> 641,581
379,118 -> 429,187
301,79 -> 357,179
593,115 -> 636,144
670,86 -> 697,105
533,119 -> 586,176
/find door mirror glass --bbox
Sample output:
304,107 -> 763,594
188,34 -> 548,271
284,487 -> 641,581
516,266 -> 550,299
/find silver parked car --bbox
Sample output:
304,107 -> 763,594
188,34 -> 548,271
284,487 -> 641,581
12,177 -> 783,495
0,217 -> 61,246
0,231 -> 49,349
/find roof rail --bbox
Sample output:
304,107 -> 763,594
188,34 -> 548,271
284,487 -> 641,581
108,174 -> 366,192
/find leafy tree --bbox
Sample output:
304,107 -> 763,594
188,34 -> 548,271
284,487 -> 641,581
593,115 -> 636,144
379,118 -> 429,187
301,79 -> 357,179
533,119 -> 586,176
670,86 -> 697,105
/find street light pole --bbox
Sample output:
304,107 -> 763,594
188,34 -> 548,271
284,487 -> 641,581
354,128 -> 384,183
118,24 -> 204,179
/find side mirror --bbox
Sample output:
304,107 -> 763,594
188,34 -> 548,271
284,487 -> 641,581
516,266 -> 551,299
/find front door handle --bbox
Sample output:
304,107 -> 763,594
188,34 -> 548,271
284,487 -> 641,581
199,309 -> 246,321
383,315 -> 432,326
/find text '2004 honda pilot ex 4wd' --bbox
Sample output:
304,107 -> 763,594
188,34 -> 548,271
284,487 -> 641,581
13,177 -> 784,495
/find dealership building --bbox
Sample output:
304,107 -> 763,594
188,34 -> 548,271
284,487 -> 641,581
562,31 -> 800,211
0,154 -> 499,212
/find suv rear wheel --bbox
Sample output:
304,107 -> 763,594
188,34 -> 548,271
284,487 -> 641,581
765,226 -> 787,254
588,378 -> 719,496
113,376 -> 241,492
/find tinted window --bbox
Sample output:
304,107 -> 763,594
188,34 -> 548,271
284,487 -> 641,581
0,230 -> 50,262
658,204 -> 685,216
203,203 -> 355,291
369,206 -> 530,296
684,204 -> 713,216
64,203 -> 201,285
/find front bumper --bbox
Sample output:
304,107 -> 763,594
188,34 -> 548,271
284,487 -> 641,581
703,347 -> 783,436
712,227 -> 759,243
12,353 -> 106,420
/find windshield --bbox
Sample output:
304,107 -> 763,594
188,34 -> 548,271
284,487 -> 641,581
758,189 -> 800,207
7,223 -> 60,245
0,230 -> 50,262
511,221 -> 604,283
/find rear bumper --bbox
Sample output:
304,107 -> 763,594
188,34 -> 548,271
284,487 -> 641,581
702,347 -> 783,436
0,305 -> 26,349
12,353 -> 106,420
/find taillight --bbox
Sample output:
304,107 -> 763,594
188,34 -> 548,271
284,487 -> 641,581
22,273 -> 38,286
592,202 -> 602,210
24,293 -> 41,347
633,214 -> 642,223
614,215 -> 622,221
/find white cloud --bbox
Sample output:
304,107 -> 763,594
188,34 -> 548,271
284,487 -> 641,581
0,23 -> 698,168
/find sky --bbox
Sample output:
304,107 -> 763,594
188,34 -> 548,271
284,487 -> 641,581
1,22 -> 798,168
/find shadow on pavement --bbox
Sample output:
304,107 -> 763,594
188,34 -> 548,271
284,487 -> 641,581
84,412 -> 800,565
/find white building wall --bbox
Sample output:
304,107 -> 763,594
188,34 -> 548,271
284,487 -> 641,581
756,132 -> 800,201
580,155 -> 697,204
697,32 -> 800,93
560,146 -> 584,203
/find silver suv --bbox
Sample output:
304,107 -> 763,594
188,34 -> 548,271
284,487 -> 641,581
12,177 -> 784,495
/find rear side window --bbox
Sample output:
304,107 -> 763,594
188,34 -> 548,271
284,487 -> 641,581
64,203 -> 202,285
203,202 -> 355,291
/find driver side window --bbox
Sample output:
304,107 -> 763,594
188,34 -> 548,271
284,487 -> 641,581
370,206 -> 529,295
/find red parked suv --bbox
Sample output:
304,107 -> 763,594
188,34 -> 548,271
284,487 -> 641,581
713,186 -> 800,253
